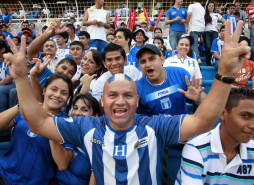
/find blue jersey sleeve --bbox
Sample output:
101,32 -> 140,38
223,14 -> 228,20
211,39 -> 219,53
13,113 -> 22,126
146,114 -> 186,148
166,9 -> 171,19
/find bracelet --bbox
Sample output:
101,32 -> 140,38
17,102 -> 19,110
215,73 -> 235,84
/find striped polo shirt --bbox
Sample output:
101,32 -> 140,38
175,123 -> 254,185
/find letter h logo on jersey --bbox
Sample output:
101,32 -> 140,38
113,145 -> 127,159
160,97 -> 171,110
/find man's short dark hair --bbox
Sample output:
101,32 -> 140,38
220,25 -> 225,31
42,26 -> 48,31
79,31 -> 90,39
233,11 -> 240,16
22,21 -> 29,25
154,28 -> 162,33
13,36 -> 21,43
102,43 -> 126,61
70,41 -> 84,50
115,28 -> 133,47
225,87 -> 254,113
110,24 -> 115,30
229,4 -> 236,8
58,31 -> 69,43
141,22 -> 148,26
66,23 -> 76,33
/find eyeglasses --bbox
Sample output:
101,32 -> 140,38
107,37 -> 115,41
155,32 -> 162,34
115,35 -> 124,40
56,36 -> 63,39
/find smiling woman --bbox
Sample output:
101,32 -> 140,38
0,73 -> 73,184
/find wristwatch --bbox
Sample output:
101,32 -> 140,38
215,73 -> 235,84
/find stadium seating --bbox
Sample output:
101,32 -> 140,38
200,66 -> 217,80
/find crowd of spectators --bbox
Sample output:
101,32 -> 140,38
0,0 -> 254,184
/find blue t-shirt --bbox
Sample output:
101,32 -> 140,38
129,44 -> 145,69
54,113 -> 186,184
1,14 -> 11,24
56,146 -> 91,185
223,14 -> 237,35
107,9 -> 114,16
166,7 -> 187,32
28,10 -> 38,23
211,37 -> 223,64
0,61 -> 10,80
0,112 -> 68,184
164,50 -> 171,59
2,31 -> 13,39
136,67 -> 190,116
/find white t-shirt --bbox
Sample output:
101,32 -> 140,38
45,56 -> 63,73
42,9 -> 50,15
188,3 -> 205,32
205,13 -> 223,32
92,65 -> 142,101
163,55 -> 202,79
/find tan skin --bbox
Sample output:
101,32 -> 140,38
220,99 -> 254,163
3,20 -> 252,182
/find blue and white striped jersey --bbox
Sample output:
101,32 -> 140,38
54,113 -> 186,184
176,123 -> 254,185
211,37 -> 224,65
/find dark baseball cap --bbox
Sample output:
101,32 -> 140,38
136,44 -> 161,59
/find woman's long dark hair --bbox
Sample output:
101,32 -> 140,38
72,94 -> 100,116
204,2 -> 215,26
44,73 -> 74,114
73,49 -> 107,96
153,37 -> 167,57
0,39 -> 12,55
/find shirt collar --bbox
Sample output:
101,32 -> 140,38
211,123 -> 248,159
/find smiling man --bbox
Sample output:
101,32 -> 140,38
92,43 -> 142,101
5,20 -> 252,185
176,87 -> 254,185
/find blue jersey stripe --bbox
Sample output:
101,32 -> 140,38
182,157 -> 204,169
181,166 -> 203,179
203,154 -> 220,162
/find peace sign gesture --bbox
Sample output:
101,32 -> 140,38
218,20 -> 251,77
4,36 -> 27,80
45,22 -> 69,37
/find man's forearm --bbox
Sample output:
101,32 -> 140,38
83,21 -> 93,26
16,77 -> 49,132
0,75 -> 13,85
27,32 -> 51,61
186,14 -> 191,28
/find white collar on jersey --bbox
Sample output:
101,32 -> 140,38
210,123 -> 248,160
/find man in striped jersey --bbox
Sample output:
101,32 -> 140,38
4,20 -> 251,184
176,87 -> 254,185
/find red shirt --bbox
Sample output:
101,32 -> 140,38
246,4 -> 253,12
233,59 -> 254,87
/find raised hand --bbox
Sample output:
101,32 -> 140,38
178,75 -> 204,103
44,22 -> 69,37
30,55 -> 52,77
218,20 -> 251,77
80,74 -> 97,86
3,36 -> 27,80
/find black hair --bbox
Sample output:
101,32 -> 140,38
0,39 -> 12,54
0,33 -> 5,40
102,43 -> 126,61
66,23 -> 76,33
30,22 -> 35,27
154,28 -> 162,34
107,33 -> 115,38
42,26 -> 48,31
225,87 -> 254,113
70,17 -> 75,20
115,28 -> 133,47
239,36 -> 250,46
233,11 -> 240,16
228,4 -> 235,8
220,25 -> 225,31
153,37 -> 167,57
1,6 -> 8,15
141,22 -> 148,26
70,41 -> 84,50
72,94 -> 100,116
13,36 -> 21,43
110,24 -> 115,30
2,24 -> 8,28
57,31 -> 69,43
176,37 -> 194,58
44,73 -> 73,114
73,49 -> 107,96
79,31 -> 90,39
57,58 -> 77,74
205,2 -> 214,26
132,24 -> 141,32
22,21 -> 29,25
